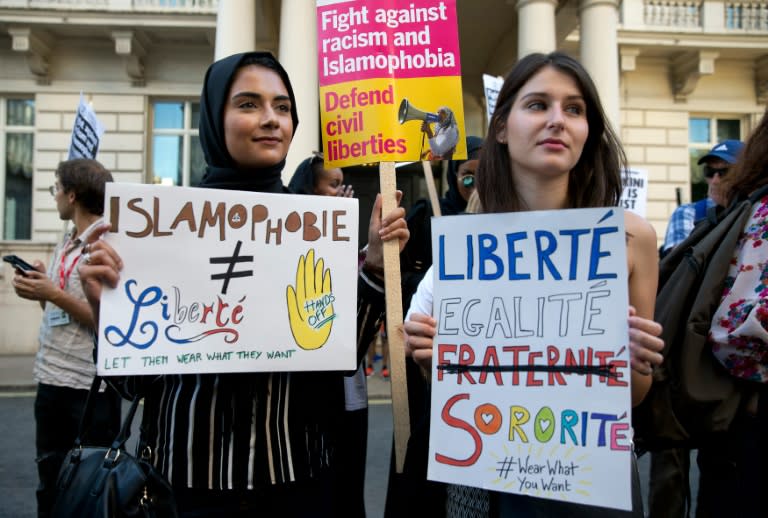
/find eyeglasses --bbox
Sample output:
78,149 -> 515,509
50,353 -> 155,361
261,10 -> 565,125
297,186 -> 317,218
703,166 -> 729,179
49,184 -> 59,196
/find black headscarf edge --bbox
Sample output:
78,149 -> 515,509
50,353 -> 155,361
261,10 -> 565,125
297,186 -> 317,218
288,156 -> 318,195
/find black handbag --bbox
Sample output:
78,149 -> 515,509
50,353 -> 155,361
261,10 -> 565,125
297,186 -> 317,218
51,377 -> 177,518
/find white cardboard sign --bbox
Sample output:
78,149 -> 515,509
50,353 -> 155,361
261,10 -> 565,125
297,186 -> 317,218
97,183 -> 359,376
619,168 -> 648,217
428,208 -> 633,511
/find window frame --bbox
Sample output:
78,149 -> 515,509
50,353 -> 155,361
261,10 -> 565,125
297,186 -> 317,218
0,97 -> 36,241
148,99 -> 203,187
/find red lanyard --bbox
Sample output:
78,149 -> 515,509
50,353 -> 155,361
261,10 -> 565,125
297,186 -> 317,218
58,243 -> 82,289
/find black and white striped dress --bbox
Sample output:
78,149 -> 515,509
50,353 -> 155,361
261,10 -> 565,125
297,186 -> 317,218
113,273 -> 384,489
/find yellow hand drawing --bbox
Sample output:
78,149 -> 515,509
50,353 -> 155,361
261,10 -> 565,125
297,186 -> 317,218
286,249 -> 335,350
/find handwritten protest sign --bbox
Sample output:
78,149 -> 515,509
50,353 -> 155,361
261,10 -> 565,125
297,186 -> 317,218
619,168 -> 648,217
96,183 -> 359,376
68,93 -> 104,160
317,0 -> 466,167
428,208 -> 633,511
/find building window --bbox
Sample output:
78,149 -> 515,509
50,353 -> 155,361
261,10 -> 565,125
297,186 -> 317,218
688,116 -> 742,201
2,99 -> 35,240
725,3 -> 743,28
150,100 -> 205,186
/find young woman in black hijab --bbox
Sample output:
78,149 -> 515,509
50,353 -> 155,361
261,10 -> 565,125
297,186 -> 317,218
197,52 -> 297,194
78,51 -> 408,517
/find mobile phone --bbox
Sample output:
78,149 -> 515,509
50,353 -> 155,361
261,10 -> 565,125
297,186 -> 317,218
3,254 -> 36,275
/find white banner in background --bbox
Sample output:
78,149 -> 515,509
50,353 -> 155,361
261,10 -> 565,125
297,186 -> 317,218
483,73 -> 504,125
620,169 -> 648,217
68,93 -> 105,160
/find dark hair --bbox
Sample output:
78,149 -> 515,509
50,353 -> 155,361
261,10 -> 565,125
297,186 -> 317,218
56,158 -> 113,215
288,153 -> 326,195
720,108 -> 768,205
476,51 -> 626,213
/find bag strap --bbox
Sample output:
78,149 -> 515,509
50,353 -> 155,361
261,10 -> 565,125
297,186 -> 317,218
72,376 -> 103,448
109,390 -> 142,451
73,375 -> 141,451
748,183 -> 768,204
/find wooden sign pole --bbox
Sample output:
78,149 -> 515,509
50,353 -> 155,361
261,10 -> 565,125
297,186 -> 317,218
379,161 -> 410,473
421,160 -> 442,217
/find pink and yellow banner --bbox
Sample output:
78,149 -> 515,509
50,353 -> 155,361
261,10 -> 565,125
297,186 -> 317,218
317,0 -> 466,168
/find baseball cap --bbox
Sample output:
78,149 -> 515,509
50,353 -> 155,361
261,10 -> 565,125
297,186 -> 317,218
697,139 -> 744,165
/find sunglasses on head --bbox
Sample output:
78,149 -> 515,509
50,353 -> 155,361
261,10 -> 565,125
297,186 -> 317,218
703,165 -> 729,179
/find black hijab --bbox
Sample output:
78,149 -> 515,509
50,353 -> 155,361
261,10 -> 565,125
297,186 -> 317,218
198,52 -> 299,193
442,135 -> 484,214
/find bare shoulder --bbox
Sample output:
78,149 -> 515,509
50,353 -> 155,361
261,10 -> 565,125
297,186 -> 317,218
622,210 -> 658,315
623,210 -> 657,246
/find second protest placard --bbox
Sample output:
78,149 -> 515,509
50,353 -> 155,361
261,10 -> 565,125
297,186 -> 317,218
427,208 -> 633,511
317,0 -> 466,167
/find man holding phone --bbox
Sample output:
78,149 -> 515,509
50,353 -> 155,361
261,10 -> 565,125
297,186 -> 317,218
10,158 -> 121,518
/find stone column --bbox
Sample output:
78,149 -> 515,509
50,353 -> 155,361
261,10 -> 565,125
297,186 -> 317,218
701,0 -> 726,31
620,0 -> 644,30
214,0 -> 256,60
279,0 -> 319,183
579,0 -> 620,131
516,0 -> 557,59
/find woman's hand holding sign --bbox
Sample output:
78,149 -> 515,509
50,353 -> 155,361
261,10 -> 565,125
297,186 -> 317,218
404,312 -> 437,373
362,192 -> 409,276
628,305 -> 664,375
78,222 -> 122,328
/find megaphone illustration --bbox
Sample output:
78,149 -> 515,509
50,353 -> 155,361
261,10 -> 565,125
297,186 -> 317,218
398,99 -> 440,125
